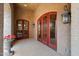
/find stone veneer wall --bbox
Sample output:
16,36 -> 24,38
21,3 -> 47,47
71,3 -> 79,56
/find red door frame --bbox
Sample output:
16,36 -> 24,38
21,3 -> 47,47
41,14 -> 49,45
37,11 -> 57,50
37,18 -> 42,42
48,12 -> 57,50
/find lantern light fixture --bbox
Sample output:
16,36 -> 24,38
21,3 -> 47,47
61,4 -> 71,24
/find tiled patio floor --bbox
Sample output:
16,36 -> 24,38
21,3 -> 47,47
11,39 -> 61,56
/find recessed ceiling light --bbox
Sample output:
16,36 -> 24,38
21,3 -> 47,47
24,4 -> 27,7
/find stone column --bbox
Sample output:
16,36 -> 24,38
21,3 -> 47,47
4,3 -> 12,56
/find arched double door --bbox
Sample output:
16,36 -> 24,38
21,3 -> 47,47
16,19 -> 29,39
37,12 -> 57,50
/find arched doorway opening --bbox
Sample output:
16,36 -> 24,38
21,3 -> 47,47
37,11 -> 57,50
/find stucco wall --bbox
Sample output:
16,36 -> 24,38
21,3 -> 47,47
33,3 -> 71,56
71,3 -> 79,56
0,4 -> 3,56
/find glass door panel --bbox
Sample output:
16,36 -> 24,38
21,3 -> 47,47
43,16 -> 48,44
17,21 -> 22,30
37,19 -> 41,41
24,21 -> 28,30
17,20 -> 23,38
23,20 -> 29,38
50,14 -> 57,49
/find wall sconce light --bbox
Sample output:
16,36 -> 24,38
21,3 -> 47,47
33,23 -> 35,27
61,4 -> 71,24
